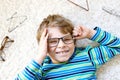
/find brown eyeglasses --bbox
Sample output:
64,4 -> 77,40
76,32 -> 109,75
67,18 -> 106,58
0,36 -> 14,61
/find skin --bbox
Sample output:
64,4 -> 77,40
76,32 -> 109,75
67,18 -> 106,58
35,26 -> 96,65
47,27 -> 75,64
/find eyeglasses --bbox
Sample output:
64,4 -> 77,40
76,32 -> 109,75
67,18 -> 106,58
47,34 -> 74,47
7,12 -> 27,33
102,6 -> 120,18
67,0 -> 89,11
0,36 -> 14,61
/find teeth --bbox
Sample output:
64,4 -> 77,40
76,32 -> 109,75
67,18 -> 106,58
56,50 -> 69,54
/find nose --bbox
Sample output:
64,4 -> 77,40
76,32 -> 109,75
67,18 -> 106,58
57,39 -> 66,48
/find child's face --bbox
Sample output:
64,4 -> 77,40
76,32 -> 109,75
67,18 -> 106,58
47,27 -> 75,64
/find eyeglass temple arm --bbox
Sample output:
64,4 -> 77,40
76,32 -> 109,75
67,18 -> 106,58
67,0 -> 89,11
0,55 -> 5,61
0,36 -> 14,50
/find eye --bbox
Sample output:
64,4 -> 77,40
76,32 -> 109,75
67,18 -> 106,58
63,35 -> 72,40
62,35 -> 74,44
48,39 -> 58,44
64,38 -> 71,41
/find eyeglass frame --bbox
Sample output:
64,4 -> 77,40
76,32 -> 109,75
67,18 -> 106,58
67,0 -> 89,11
7,12 -> 27,33
0,36 -> 14,61
47,34 -> 75,47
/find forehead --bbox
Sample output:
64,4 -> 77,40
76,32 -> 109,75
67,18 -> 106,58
48,27 -> 70,38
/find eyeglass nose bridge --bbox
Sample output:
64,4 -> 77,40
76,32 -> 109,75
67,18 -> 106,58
57,37 -> 66,44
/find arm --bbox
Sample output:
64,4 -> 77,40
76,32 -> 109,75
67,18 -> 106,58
15,29 -> 49,80
73,26 -> 120,68
88,27 -> 120,68
15,60 -> 42,80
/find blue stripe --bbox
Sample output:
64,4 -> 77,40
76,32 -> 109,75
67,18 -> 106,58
90,27 -> 101,40
25,67 -> 35,77
31,60 -> 41,68
94,48 -> 101,64
46,66 -> 95,79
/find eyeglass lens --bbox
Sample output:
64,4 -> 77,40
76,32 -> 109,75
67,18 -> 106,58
48,35 -> 74,47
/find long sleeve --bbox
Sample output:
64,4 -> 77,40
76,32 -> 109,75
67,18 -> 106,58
15,60 -> 42,80
88,27 -> 120,68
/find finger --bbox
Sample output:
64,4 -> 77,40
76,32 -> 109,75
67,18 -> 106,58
73,26 -> 83,39
41,28 -> 47,38
74,26 -> 79,31
45,33 -> 49,40
73,36 -> 81,40
73,27 -> 82,36
45,33 -> 49,49
73,30 -> 79,37
78,26 -> 82,35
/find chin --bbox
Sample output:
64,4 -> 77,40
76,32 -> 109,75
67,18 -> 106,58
58,57 -> 70,63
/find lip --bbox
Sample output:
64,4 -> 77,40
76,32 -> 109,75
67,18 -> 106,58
56,50 -> 69,54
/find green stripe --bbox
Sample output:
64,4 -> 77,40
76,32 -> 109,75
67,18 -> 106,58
46,61 -> 92,73
53,72 -> 95,80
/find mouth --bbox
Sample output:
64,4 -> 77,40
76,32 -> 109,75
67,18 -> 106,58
56,50 -> 69,54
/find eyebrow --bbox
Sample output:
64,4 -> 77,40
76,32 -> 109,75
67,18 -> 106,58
48,33 -> 71,39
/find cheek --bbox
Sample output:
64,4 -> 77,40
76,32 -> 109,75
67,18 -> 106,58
69,43 -> 75,48
69,43 -> 75,52
48,43 -> 75,54
48,47 -> 56,54
48,47 -> 56,58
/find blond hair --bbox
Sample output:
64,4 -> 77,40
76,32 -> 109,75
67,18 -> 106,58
36,14 -> 74,43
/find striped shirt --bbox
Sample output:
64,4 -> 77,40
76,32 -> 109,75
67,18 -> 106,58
15,27 -> 120,80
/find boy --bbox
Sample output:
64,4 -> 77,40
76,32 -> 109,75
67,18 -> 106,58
15,14 -> 120,80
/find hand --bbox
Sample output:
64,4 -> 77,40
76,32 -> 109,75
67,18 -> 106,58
35,28 -> 49,64
73,26 -> 96,40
